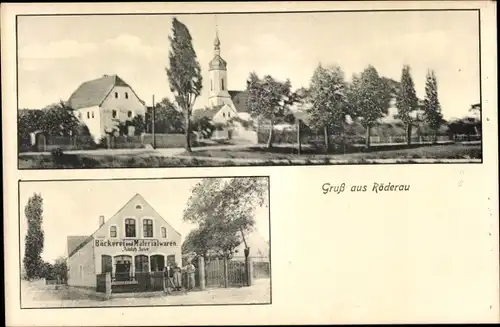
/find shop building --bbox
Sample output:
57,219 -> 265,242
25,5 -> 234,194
67,194 -> 182,288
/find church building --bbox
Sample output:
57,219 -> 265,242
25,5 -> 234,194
193,30 -> 255,142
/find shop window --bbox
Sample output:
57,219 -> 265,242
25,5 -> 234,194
161,227 -> 167,238
101,255 -> 112,274
125,218 -> 136,237
135,255 -> 149,273
110,226 -> 117,238
114,255 -> 132,281
143,219 -> 153,238
150,255 -> 165,272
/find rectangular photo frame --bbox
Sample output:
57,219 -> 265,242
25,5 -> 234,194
15,8 -> 483,169
18,176 -> 271,309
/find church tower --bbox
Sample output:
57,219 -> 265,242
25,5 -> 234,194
208,30 -> 233,108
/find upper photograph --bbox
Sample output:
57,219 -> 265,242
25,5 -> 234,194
17,9 -> 482,169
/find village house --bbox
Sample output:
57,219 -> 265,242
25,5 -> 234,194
67,194 -> 181,288
192,31 -> 255,142
67,74 -> 147,142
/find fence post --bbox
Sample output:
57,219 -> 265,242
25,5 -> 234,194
245,256 -> 253,287
223,257 -> 228,288
105,272 -> 112,299
198,256 -> 205,291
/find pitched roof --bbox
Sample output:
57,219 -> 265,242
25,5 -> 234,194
229,90 -> 249,113
67,236 -> 89,257
67,74 -> 130,110
67,193 -> 181,258
192,105 -> 225,120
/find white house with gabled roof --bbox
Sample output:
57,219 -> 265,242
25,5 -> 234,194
67,74 -> 147,141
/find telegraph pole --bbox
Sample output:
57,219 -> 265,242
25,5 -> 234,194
152,95 -> 156,149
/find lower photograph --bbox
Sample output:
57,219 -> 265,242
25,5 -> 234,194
18,176 -> 271,309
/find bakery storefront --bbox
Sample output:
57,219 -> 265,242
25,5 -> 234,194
67,194 -> 182,289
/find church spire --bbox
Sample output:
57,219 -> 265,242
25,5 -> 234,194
214,16 -> 220,55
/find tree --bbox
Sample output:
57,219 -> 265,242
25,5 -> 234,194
246,73 -> 294,148
166,17 -> 203,152
423,70 -> 443,143
53,257 -> 69,283
183,177 -> 267,259
146,98 -> 185,134
307,64 -> 349,153
395,65 -> 419,145
23,193 -> 44,280
347,66 -> 392,148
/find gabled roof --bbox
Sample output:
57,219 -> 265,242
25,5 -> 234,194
229,90 -> 249,113
67,236 -> 89,257
67,74 -> 130,110
192,105 -> 225,120
67,193 -> 181,258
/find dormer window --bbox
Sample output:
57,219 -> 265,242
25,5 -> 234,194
115,92 -> 119,99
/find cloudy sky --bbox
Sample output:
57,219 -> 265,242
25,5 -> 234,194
19,178 -> 270,263
18,10 -> 479,119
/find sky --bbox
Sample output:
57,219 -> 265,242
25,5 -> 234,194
19,178 -> 270,263
17,10 -> 480,119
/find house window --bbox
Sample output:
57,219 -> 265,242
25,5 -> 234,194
135,255 -> 149,273
112,110 -> 117,118
115,92 -> 118,99
228,113 -> 231,118
128,111 -> 132,118
211,80 -> 213,91
161,227 -> 167,238
221,78 -> 225,90
78,112 -> 82,119
92,111 -> 94,119
125,92 -> 129,99
87,111 -> 90,119
125,218 -> 136,237
223,112 -> 226,118
143,219 -> 153,238
110,226 -> 117,238
150,255 -> 165,272
135,204 -> 142,210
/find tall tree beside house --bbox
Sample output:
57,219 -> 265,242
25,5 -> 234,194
183,177 -> 267,259
307,64 -> 349,153
166,17 -> 203,152
423,70 -> 444,143
347,66 -> 392,148
23,193 -> 44,280
395,65 -> 419,145
246,72 -> 294,148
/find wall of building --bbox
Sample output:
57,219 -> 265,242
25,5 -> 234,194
212,105 -> 238,125
67,239 -> 96,288
74,106 -> 102,141
91,195 -> 182,275
100,85 -> 147,136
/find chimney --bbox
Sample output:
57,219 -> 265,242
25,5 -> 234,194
99,215 -> 105,227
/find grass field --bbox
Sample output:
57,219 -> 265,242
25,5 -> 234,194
185,143 -> 482,161
18,143 -> 481,168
